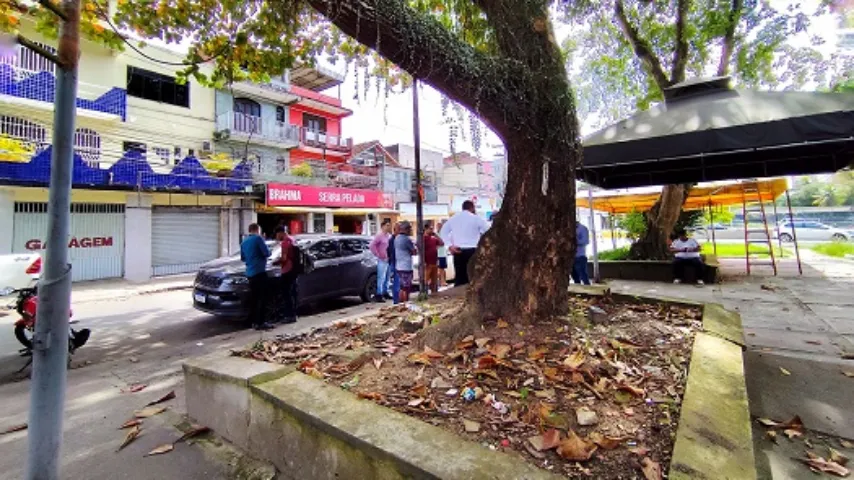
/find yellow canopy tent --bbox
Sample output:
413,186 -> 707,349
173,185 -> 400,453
576,178 -> 789,213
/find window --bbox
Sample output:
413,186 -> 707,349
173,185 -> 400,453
73,128 -> 101,166
233,98 -> 261,134
152,147 -> 171,165
0,115 -> 47,147
303,114 -> 327,133
340,239 -> 368,257
276,106 -> 286,123
1,42 -> 56,73
123,141 -> 146,156
127,67 -> 190,108
276,156 -> 287,174
309,240 -> 339,260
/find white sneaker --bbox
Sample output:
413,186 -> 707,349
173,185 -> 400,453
696,280 -> 705,286
673,279 -> 682,284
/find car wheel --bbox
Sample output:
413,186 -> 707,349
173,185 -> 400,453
360,274 -> 377,303
779,233 -> 793,243
832,233 -> 847,242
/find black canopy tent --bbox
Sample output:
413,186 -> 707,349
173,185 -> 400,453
580,77 -> 854,189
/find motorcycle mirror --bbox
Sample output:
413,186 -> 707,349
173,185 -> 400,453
0,287 -> 14,296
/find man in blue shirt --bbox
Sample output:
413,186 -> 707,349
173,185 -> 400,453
571,221 -> 591,285
241,223 -> 272,330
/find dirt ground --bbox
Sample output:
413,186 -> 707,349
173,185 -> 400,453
236,294 -> 702,478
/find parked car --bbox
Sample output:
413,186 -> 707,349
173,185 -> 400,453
775,220 -> 850,242
0,253 -> 41,295
691,224 -> 743,240
192,234 -> 377,318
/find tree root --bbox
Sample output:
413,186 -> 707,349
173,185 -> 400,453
413,306 -> 482,352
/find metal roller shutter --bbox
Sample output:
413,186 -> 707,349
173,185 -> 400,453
12,202 -> 126,282
152,208 -> 220,276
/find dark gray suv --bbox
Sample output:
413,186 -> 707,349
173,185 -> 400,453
192,234 -> 377,318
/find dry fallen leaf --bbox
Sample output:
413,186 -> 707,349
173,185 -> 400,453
528,429 -> 562,451
800,454 -> 850,477
497,319 -> 509,329
372,358 -> 383,370
758,418 -> 780,427
618,384 -> 646,397
145,391 -> 176,407
410,384 -> 428,397
641,457 -> 663,480
175,425 -> 210,443
125,384 -> 147,393
357,391 -> 384,401
407,353 -> 432,366
476,356 -> 498,370
1,423 -> 27,435
563,350 -> 586,370
145,443 -> 174,457
779,367 -> 791,376
407,398 -> 425,407
842,440 -> 854,449
629,445 -> 651,456
842,371 -> 854,378
589,432 -> 625,450
423,346 -> 444,359
556,430 -> 597,461
119,419 -> 142,430
117,425 -> 141,452
829,447 -> 850,467
784,429 -> 803,440
134,406 -> 167,418
475,337 -> 491,348
766,430 -> 778,443
489,343 -> 512,359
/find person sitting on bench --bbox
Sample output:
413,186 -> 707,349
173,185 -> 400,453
670,228 -> 704,285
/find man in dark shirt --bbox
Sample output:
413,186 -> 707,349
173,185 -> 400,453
422,222 -> 444,294
274,226 -> 298,324
240,223 -> 272,330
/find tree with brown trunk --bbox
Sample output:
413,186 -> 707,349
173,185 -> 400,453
564,0 -> 847,259
46,0 -> 579,345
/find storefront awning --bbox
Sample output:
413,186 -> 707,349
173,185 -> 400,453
257,205 -> 333,214
333,208 -> 398,215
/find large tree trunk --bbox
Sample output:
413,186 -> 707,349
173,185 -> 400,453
628,183 -> 691,259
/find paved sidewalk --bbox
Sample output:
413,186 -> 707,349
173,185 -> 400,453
71,274 -> 195,304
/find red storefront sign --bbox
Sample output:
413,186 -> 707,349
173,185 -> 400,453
266,184 -> 384,208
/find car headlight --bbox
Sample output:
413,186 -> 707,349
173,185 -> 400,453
223,276 -> 249,286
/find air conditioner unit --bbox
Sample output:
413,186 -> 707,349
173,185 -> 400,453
201,141 -> 212,153
363,158 -> 376,167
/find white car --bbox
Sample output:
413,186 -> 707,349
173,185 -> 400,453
0,253 -> 41,295
776,221 -> 849,242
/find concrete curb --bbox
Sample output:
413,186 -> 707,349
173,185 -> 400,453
668,303 -> 755,479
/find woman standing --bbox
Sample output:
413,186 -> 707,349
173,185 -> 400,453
436,220 -> 448,287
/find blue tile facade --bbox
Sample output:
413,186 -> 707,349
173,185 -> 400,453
0,64 -> 127,120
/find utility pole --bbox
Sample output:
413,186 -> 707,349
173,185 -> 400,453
412,79 -> 426,299
26,0 -> 81,478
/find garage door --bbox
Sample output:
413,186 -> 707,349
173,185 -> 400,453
152,208 -> 220,276
13,203 -> 126,282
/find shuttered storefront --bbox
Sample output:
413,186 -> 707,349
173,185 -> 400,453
151,208 -> 220,276
12,202 -> 126,282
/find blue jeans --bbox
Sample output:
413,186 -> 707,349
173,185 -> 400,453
376,260 -> 390,296
571,255 -> 590,285
392,270 -> 401,304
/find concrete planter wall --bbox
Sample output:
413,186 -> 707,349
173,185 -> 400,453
184,294 -> 753,479
587,255 -> 721,283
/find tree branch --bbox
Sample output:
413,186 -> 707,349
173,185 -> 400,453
614,0 -> 670,89
305,0 -> 528,140
16,34 -> 61,65
717,0 -> 743,77
671,0 -> 690,83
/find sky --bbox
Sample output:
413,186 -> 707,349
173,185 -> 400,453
335,0 -> 841,160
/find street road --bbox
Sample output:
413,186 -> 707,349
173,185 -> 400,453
0,289 -> 379,384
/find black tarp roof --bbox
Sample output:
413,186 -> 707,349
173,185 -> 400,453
580,77 -> 854,189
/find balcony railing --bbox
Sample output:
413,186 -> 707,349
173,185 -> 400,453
252,159 -> 380,190
300,128 -> 353,153
216,112 -> 300,145
0,62 -> 127,119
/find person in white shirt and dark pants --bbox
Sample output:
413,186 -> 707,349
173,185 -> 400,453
440,200 -> 489,286
670,228 -> 705,285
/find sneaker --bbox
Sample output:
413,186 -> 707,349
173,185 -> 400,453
673,279 -> 682,284
373,295 -> 386,303
696,280 -> 705,286
253,323 -> 274,331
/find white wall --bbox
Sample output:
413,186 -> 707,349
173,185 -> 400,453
0,189 -> 13,254
124,194 -> 153,282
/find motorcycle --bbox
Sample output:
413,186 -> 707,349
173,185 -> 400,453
1,285 -> 90,360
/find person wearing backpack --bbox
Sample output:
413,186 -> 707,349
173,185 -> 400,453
273,226 -> 299,324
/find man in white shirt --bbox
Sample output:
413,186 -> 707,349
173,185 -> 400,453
440,200 -> 489,286
669,228 -> 705,285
